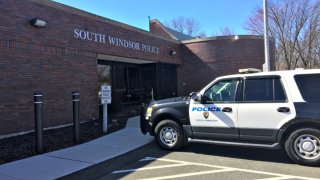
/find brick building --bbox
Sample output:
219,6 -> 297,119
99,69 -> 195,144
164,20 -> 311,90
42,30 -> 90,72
0,0 -> 275,137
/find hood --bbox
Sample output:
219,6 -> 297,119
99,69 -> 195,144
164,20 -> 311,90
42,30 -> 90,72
150,96 -> 189,106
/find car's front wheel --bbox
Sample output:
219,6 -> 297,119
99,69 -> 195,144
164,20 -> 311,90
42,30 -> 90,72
285,128 -> 320,166
154,120 -> 185,150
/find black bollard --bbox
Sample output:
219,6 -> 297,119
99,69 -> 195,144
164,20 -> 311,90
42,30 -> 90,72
72,91 -> 80,144
34,92 -> 43,153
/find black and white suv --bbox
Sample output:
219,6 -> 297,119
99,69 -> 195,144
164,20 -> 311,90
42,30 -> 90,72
140,69 -> 320,166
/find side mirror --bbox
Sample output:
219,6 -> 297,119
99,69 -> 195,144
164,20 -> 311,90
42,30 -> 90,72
189,92 -> 197,97
195,93 -> 203,104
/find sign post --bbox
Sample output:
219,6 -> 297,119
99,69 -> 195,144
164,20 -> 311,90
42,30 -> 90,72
101,85 -> 111,133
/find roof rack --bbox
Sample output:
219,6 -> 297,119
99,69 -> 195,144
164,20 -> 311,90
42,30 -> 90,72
239,68 -> 262,74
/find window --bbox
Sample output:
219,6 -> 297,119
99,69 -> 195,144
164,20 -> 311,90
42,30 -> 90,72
203,79 -> 238,103
98,65 -> 112,87
294,74 -> 320,102
98,64 -> 112,104
244,77 -> 286,102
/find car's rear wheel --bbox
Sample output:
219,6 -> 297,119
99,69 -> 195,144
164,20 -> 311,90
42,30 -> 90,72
285,128 -> 320,166
154,120 -> 185,150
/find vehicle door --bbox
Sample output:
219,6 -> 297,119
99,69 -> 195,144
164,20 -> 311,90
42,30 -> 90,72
237,76 -> 295,142
189,79 -> 240,140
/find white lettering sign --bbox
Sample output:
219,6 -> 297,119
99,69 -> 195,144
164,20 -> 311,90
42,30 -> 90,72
108,36 -> 140,50
74,29 -> 106,43
101,85 -> 111,104
73,28 -> 160,54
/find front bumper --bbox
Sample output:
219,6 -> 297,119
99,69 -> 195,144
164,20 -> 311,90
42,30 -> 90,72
140,103 -> 152,135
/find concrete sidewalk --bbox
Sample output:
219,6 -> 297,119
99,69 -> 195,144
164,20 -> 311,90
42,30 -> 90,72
0,116 -> 153,180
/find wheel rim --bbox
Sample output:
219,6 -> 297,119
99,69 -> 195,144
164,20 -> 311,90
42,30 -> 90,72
159,126 -> 177,146
294,134 -> 320,160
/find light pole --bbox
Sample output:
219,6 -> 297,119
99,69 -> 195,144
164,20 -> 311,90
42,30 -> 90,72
263,0 -> 270,72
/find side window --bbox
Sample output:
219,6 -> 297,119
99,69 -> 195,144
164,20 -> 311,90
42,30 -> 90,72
244,77 -> 286,102
203,79 -> 238,103
294,74 -> 320,102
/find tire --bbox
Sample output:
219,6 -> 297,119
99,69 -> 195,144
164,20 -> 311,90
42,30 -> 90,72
285,128 -> 320,166
154,120 -> 185,150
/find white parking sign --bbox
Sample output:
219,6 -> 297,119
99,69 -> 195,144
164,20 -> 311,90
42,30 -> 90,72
101,85 -> 111,104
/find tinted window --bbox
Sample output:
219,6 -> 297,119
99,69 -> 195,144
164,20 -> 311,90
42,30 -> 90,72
203,79 -> 238,103
294,74 -> 320,102
244,77 -> 286,102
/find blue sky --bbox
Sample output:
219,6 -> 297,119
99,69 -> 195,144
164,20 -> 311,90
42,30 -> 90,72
52,0 -> 262,35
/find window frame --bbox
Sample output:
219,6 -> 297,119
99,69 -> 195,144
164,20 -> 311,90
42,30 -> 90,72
240,75 -> 288,103
202,78 -> 241,104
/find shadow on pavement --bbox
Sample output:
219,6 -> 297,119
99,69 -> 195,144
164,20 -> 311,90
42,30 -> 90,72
61,139 -> 296,180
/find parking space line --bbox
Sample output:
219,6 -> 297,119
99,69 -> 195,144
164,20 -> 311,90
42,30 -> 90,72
140,169 -> 235,180
144,157 -> 319,180
257,177 -> 294,180
142,157 -> 238,170
111,163 -> 190,174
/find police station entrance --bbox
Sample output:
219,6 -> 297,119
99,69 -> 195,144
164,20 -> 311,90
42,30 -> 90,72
97,57 -> 177,106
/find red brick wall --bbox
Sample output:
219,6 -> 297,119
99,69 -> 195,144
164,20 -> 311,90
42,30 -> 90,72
177,37 -> 275,96
0,0 -> 181,135
0,41 -> 98,135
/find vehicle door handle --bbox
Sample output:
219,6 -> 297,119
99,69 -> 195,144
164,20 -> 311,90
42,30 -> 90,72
222,107 -> 232,112
277,107 -> 290,113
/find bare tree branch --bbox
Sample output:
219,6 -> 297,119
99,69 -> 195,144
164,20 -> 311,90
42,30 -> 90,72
245,0 -> 320,70
213,26 -> 235,36
164,17 -> 204,37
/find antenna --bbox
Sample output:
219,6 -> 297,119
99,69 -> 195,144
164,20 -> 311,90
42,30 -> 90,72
148,16 -> 151,31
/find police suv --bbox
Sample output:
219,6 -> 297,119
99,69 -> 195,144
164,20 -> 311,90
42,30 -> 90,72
140,68 -> 320,166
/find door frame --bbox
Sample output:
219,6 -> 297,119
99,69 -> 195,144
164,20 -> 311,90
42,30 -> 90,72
189,78 -> 241,140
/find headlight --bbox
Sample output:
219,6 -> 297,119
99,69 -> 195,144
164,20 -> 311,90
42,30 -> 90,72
145,107 -> 153,119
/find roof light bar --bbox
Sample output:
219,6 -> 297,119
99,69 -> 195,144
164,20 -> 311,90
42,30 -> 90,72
239,68 -> 262,74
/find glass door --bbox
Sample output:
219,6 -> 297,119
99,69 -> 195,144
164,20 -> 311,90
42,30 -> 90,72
140,64 -> 157,102
112,63 -> 141,104
126,67 -> 140,102
98,60 -> 177,104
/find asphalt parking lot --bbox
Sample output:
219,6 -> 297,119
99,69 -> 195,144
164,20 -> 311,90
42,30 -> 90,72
62,142 -> 320,180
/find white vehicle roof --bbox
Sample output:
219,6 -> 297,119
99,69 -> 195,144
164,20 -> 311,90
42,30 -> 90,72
215,69 -> 320,80
201,69 -> 320,103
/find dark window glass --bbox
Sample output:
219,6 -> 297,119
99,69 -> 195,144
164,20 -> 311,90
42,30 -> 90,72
98,65 -> 112,104
244,77 -> 286,102
294,74 -> 320,102
156,64 -> 177,100
203,79 -> 238,103
140,64 -> 157,102
274,78 -> 286,101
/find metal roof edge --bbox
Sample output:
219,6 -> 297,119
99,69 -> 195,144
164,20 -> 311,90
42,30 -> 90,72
150,19 -> 179,40
182,35 -> 275,44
